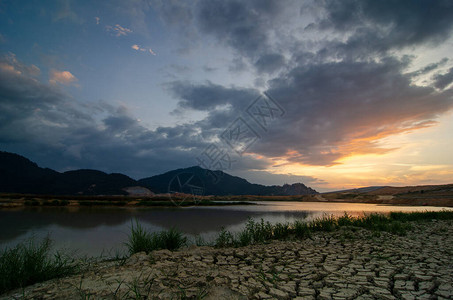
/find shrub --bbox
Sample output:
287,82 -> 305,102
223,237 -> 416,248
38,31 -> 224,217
235,230 -> 252,247
309,215 -> 337,232
214,227 -> 235,248
0,237 -> 76,294
159,228 -> 187,251
293,220 -> 310,238
125,221 -> 186,255
273,222 -> 291,240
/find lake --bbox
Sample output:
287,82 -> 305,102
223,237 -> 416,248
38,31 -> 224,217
0,202 -> 451,257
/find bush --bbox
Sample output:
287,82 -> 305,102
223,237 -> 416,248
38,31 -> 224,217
125,221 -> 187,255
273,222 -> 291,240
235,230 -> 252,247
337,213 -> 354,226
0,237 -> 76,294
309,215 -> 337,232
159,228 -> 187,251
214,227 -> 235,248
293,220 -> 310,238
245,219 -> 273,243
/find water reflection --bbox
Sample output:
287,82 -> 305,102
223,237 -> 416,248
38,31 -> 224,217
0,206 -> 309,241
0,202 -> 450,256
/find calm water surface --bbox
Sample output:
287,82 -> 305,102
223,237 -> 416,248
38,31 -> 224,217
0,202 -> 451,257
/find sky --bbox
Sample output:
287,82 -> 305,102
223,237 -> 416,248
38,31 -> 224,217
1,0 -> 453,192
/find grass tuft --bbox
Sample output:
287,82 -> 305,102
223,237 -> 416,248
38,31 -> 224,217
126,221 -> 187,255
0,236 -> 76,294
212,210 -> 453,248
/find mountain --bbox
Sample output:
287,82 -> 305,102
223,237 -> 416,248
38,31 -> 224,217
321,184 -> 453,207
323,186 -> 386,194
0,151 -> 59,194
325,184 -> 453,196
0,151 -> 136,195
0,151 -> 318,196
49,170 -> 137,195
138,166 -> 318,196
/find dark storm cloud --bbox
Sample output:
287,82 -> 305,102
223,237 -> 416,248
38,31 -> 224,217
256,58 -> 453,165
318,0 -> 453,51
433,67 -> 453,90
156,0 -> 289,74
254,53 -> 286,74
168,81 -> 259,111
192,0 -> 453,75
302,1 -> 453,65
166,0 -> 453,167
196,0 -> 283,58
0,54 -> 273,178
167,56 -> 453,166
0,55 -> 205,178
152,0 -> 199,53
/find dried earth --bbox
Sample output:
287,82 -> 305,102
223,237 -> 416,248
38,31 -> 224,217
2,220 -> 452,299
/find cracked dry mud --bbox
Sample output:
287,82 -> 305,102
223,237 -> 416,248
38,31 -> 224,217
3,220 -> 453,299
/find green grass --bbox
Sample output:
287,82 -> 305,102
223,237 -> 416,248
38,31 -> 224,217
212,210 -> 453,248
125,221 -> 187,255
0,237 -> 77,294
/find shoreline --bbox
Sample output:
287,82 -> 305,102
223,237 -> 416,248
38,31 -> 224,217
2,215 -> 452,299
1,192 -> 452,209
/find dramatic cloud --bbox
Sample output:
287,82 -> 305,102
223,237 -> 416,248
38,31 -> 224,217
258,58 -> 453,165
433,67 -> 453,90
254,53 -> 286,74
0,54 -> 266,178
159,0 -> 453,168
318,0 -> 453,50
2,1 -> 453,188
196,0 -> 284,58
169,81 -> 258,111
49,69 -> 78,85
168,59 -> 453,167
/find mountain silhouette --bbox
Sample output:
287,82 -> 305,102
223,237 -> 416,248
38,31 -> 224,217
138,166 -> 318,196
0,151 -> 318,196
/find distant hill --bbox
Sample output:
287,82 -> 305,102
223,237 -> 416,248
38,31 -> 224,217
323,186 -> 386,194
322,183 -> 453,207
50,170 -> 137,195
138,166 -> 318,196
325,184 -> 453,196
0,151 -> 135,195
0,151 -> 318,196
364,184 -> 453,196
0,151 -> 59,194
